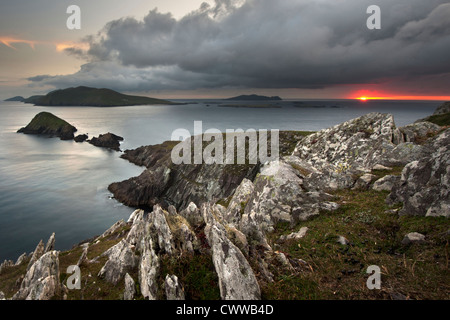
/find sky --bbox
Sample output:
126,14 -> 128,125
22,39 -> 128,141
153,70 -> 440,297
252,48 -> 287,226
1,0 -> 450,100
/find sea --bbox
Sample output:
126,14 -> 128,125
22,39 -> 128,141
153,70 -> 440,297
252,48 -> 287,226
0,99 -> 442,262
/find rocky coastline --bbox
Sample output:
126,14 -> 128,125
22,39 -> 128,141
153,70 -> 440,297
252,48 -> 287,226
2,102 -> 449,300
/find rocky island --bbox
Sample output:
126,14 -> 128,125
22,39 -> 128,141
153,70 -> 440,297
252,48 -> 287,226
4,96 -> 25,102
2,102 -> 449,301
17,112 -> 77,140
22,86 -> 178,107
225,94 -> 282,101
88,133 -> 124,151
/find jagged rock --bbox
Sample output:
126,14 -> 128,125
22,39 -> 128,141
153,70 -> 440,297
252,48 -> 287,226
165,275 -> 185,300
98,239 -> 138,285
0,260 -> 14,274
179,202 -> 204,227
149,205 -> 174,254
13,251 -> 62,300
353,173 -> 376,190
205,221 -> 261,300
126,211 -> 147,250
128,209 -> 144,223
279,227 -> 309,242
165,212 -> 198,253
223,178 -> 255,226
74,134 -> 88,143
139,234 -> 160,300
398,122 -> 441,143
123,273 -> 136,300
77,244 -> 89,267
15,253 -> 28,266
88,132 -> 124,151
44,233 -> 55,253
401,232 -> 426,245
96,220 -> 127,241
293,112 -> 400,172
378,142 -> 426,167
388,129 -> 449,217
27,240 -> 45,271
372,175 -> 400,192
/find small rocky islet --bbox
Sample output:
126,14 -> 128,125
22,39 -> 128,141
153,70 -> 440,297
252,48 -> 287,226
2,102 -> 449,300
17,111 -> 124,151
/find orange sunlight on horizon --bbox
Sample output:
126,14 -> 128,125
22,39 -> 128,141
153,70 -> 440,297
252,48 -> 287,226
355,96 -> 450,101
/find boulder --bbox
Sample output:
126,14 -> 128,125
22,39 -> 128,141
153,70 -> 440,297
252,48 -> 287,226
388,129 -> 449,217
372,175 -> 400,192
165,275 -> 185,300
13,251 -> 62,300
279,227 -> 309,242
398,122 -> 441,143
98,239 -> 138,285
353,173 -> 376,190
401,232 -> 426,245
88,132 -> 124,151
123,273 -> 136,300
74,134 -> 88,143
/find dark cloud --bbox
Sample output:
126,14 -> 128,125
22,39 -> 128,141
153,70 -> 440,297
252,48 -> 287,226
28,0 -> 450,93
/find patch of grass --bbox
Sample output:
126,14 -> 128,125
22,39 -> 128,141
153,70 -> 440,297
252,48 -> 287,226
0,259 -> 30,298
425,112 -> 450,126
159,253 -> 221,300
371,165 -> 404,180
265,188 -> 450,300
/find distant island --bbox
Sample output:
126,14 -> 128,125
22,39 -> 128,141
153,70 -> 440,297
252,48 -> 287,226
4,96 -> 25,102
225,94 -> 282,101
21,86 -> 178,107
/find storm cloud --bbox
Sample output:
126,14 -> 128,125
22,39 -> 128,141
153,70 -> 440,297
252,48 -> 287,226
28,0 -> 450,93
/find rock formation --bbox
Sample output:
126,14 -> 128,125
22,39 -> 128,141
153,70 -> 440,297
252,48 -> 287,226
88,132 -> 124,151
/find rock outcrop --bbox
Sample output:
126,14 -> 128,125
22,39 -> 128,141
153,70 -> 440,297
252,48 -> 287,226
388,129 -> 449,217
88,132 -> 124,151
17,112 -> 77,140
13,251 -> 62,300
165,275 -> 185,300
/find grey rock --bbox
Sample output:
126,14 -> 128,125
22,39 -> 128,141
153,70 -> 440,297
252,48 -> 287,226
96,220 -> 127,241
179,202 -> 204,227
0,259 -> 14,274
372,164 -> 392,171
399,122 -> 441,143
0,291 -> 5,300
44,232 -> 55,253
139,234 -> 160,300
353,173 -> 376,190
379,142 -> 426,167
123,273 -> 136,300
279,227 -> 309,242
13,251 -> 62,300
401,232 -> 426,245
165,275 -> 185,300
372,175 -> 400,192
223,178 -> 255,226
388,129 -> 449,217
98,239 -> 139,285
127,209 -> 144,223
15,253 -> 28,266
204,209 -> 261,300
337,236 -> 350,246
27,240 -> 45,271
149,205 -> 174,254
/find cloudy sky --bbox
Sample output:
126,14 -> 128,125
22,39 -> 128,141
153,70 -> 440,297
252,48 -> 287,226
1,0 -> 449,99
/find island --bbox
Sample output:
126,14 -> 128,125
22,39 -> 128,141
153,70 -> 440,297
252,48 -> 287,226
22,86 -> 178,107
224,94 -> 282,101
17,112 -> 77,140
4,96 -> 25,102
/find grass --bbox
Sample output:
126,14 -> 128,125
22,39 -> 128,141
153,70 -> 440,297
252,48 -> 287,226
263,188 -> 449,300
425,112 -> 450,126
23,112 -> 75,132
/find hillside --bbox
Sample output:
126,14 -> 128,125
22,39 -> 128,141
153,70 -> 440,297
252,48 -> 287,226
225,94 -> 282,101
23,86 -> 177,107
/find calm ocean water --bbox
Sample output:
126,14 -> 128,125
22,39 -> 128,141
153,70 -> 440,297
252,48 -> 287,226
0,99 -> 441,261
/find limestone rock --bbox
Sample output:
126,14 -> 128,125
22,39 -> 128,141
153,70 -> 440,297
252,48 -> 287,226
401,232 -> 426,245
203,209 -> 261,300
139,234 -> 160,300
388,129 -> 449,217
353,173 -> 376,190
13,251 -> 62,300
96,220 -> 127,241
44,232 -> 55,253
165,275 -> 185,300
179,202 -> 204,227
15,253 -> 28,266
279,227 -> 309,242
149,205 -> 174,254
98,239 -> 138,285
399,122 -> 441,143
372,175 -> 400,192
123,273 -> 136,300
27,240 -> 45,271
223,178 -> 254,226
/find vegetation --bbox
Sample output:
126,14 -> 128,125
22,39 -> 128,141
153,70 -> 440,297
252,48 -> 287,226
424,112 -> 450,126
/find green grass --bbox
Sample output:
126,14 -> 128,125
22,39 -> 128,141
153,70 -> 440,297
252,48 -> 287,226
263,188 -> 450,300
23,112 -> 75,132
425,112 -> 450,126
